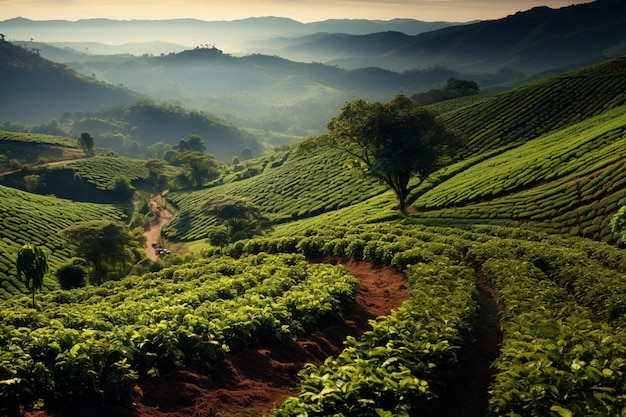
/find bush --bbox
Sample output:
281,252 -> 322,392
55,260 -> 87,290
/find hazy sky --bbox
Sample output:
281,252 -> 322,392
0,0 -> 590,23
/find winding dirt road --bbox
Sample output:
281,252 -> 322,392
144,193 -> 174,261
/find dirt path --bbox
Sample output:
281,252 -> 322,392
436,275 -> 503,417
131,258 -> 409,417
144,193 -> 174,261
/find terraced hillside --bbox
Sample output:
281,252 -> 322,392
0,130 -> 83,171
161,56 -> 626,244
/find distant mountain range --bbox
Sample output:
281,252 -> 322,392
0,16 -> 464,55
2,0 -> 626,133
257,0 -> 626,73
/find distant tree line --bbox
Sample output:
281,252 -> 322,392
411,78 -> 480,106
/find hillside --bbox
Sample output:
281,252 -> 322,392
264,0 -> 626,79
61,101 -> 266,160
64,47 -> 464,135
160,56 -> 626,245
2,54 -> 626,417
0,39 -> 137,123
0,184 -> 126,299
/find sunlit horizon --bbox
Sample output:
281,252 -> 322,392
0,1 -> 591,23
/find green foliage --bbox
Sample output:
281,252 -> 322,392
0,130 -> 81,172
203,194 -> 271,242
62,156 -> 149,191
610,205 -> 626,244
308,93 -> 462,212
163,148 -> 389,241
273,261 -> 477,417
144,159 -> 169,195
481,259 -> 626,416
55,258 -> 88,290
176,151 -> 220,189
0,184 -> 126,300
0,130 -> 77,148
0,253 -> 358,410
60,220 -> 144,285
435,57 -> 626,158
16,244 -> 49,307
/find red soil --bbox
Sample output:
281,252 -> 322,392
25,258 -> 409,417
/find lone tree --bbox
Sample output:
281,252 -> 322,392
304,94 -> 462,212
145,159 -> 169,196
78,132 -> 95,156
16,243 -> 49,307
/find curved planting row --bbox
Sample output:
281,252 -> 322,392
272,262 -> 477,417
213,224 -> 482,416
163,148 -> 388,241
0,253 -> 358,414
436,57 -> 626,157
62,156 -> 150,190
481,259 -> 626,416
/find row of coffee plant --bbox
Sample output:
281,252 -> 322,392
0,253 -> 358,413
272,261 -> 477,416
0,130 -> 77,148
59,156 -> 150,190
416,106 -> 626,210
208,224 -> 482,415
481,259 -> 626,416
464,234 -> 626,330
0,184 -> 125,300
416,109 -> 626,202
241,223 -> 626,415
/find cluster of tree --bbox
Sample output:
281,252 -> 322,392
204,194 -> 271,245
411,78 -> 480,106
59,220 -> 145,286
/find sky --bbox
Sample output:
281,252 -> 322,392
0,0 -> 591,23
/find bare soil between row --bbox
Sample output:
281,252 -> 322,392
25,258 -> 410,417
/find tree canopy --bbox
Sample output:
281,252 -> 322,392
60,220 -> 144,285
304,94 -> 462,212
16,243 -> 49,307
78,132 -> 95,156
203,194 -> 270,241
411,78 -> 480,106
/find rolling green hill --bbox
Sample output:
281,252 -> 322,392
0,130 -> 83,171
